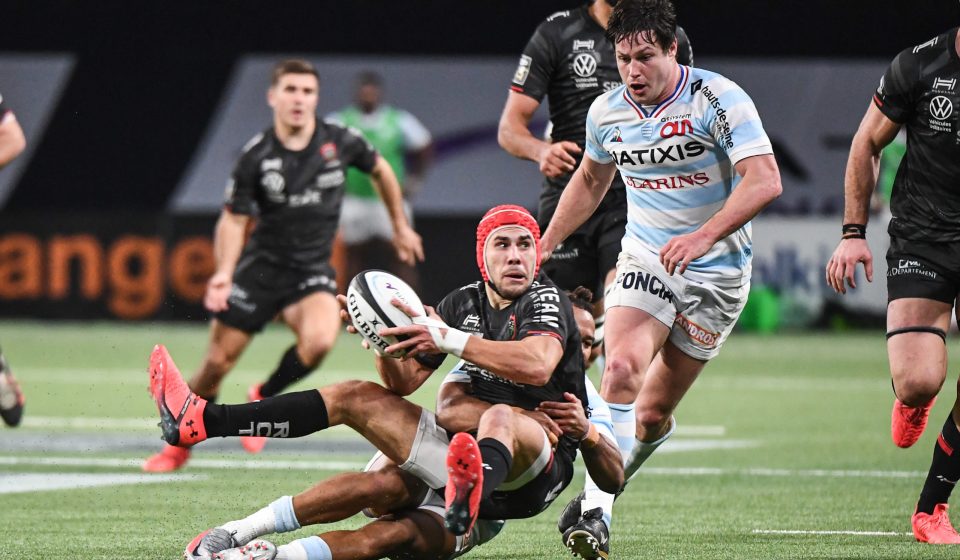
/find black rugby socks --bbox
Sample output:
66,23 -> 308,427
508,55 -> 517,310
260,345 -> 316,397
202,390 -> 329,438
917,413 -> 960,514
478,438 -> 513,500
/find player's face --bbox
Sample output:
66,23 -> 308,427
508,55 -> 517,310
573,306 -> 597,367
485,227 -> 537,299
357,83 -> 382,113
616,32 -> 678,105
268,73 -> 319,130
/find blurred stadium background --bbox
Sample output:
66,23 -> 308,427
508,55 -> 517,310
3,0 -> 960,558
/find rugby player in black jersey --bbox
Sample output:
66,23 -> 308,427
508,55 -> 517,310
0,93 -> 27,428
149,205 -> 619,558
826,28 -> 960,544
143,59 -> 424,473
180,287 -> 621,560
499,2 -> 692,553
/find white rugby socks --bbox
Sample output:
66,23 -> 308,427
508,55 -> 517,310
220,495 -> 300,546
276,536 -> 332,560
624,416 -> 675,480
608,402 -> 637,460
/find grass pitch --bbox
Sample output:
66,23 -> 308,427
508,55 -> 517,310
1,321 -> 959,559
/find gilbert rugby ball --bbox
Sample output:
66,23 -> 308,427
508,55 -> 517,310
346,270 -> 426,358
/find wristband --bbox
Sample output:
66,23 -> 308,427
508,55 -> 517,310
412,316 -> 470,356
579,424 -> 600,449
842,223 -> 866,239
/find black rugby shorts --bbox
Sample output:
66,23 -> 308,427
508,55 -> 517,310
886,236 -> 960,304
215,254 -> 338,333
477,450 -> 574,520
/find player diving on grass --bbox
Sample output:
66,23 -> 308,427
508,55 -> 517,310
150,205 -> 623,559
182,288 -> 618,560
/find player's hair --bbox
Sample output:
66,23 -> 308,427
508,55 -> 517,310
566,286 -> 595,312
356,71 -> 383,88
606,0 -> 677,53
271,59 -> 320,86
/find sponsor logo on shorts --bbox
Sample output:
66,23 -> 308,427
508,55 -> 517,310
618,270 -> 673,303
888,259 -> 938,280
674,314 -> 719,348
227,284 -> 256,313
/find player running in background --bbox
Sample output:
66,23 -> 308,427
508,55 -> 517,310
328,71 -> 433,291
186,289 -> 620,560
826,26 -> 960,544
150,205 -> 613,555
539,1 -> 781,555
0,93 -> 28,427
499,0 -> 693,367
142,59 -> 423,472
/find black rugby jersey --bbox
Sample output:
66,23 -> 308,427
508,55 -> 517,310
417,274 -> 588,462
875,28 -> 960,241
225,118 -> 378,269
510,5 -> 692,191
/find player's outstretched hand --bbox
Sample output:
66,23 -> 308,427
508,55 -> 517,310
336,294 -> 373,352
536,392 -> 590,441
381,299 -> 446,358
203,271 -> 233,312
825,238 -> 873,294
539,141 -> 581,178
392,224 -> 425,266
659,230 -> 714,275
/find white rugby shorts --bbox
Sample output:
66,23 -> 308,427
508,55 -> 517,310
339,196 -> 413,244
605,249 -> 749,360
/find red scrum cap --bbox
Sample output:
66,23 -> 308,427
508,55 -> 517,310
476,204 -> 541,282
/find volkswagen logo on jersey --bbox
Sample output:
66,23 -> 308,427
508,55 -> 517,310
573,53 -> 597,78
261,171 -> 286,203
930,96 -> 954,121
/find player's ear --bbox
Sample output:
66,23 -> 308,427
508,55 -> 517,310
266,86 -> 277,109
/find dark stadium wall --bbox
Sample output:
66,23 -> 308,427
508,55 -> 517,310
0,0 -> 958,320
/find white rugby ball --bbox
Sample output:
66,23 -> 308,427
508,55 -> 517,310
346,270 -> 426,358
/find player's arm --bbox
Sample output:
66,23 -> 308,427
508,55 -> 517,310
540,156 -> 619,258
0,111 -> 26,168
498,91 -> 581,178
826,103 -> 902,294
537,391 -> 624,493
204,209 -> 250,312
436,374 -> 562,442
369,155 -> 424,265
660,154 -> 782,276
385,317 -> 564,387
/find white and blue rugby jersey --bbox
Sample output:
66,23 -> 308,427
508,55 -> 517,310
585,65 -> 773,286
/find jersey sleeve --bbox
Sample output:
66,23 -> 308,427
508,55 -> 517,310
510,21 -> 557,102
398,110 -> 432,150
702,79 -> 773,166
873,49 -> 918,124
224,134 -> 263,215
516,283 -> 567,343
339,125 -> 379,174
584,99 -> 613,164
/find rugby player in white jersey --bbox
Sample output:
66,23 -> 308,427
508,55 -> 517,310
540,0 -> 781,553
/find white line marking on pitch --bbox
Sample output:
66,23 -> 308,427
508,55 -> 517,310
0,472 -> 206,494
0,456 -> 927,479
19,416 -> 728,437
752,529 -> 911,537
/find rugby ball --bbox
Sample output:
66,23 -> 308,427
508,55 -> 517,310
346,270 -> 426,358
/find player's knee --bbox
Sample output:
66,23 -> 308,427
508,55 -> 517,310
296,338 -> 332,368
635,405 -> 671,433
326,379 -> 385,414
604,357 -> 643,395
479,404 -> 514,431
365,467 -> 410,505
894,375 -> 943,406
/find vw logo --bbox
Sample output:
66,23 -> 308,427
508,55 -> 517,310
930,95 -> 954,121
573,53 -> 597,78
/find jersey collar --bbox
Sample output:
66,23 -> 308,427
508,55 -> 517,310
622,64 -> 689,120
